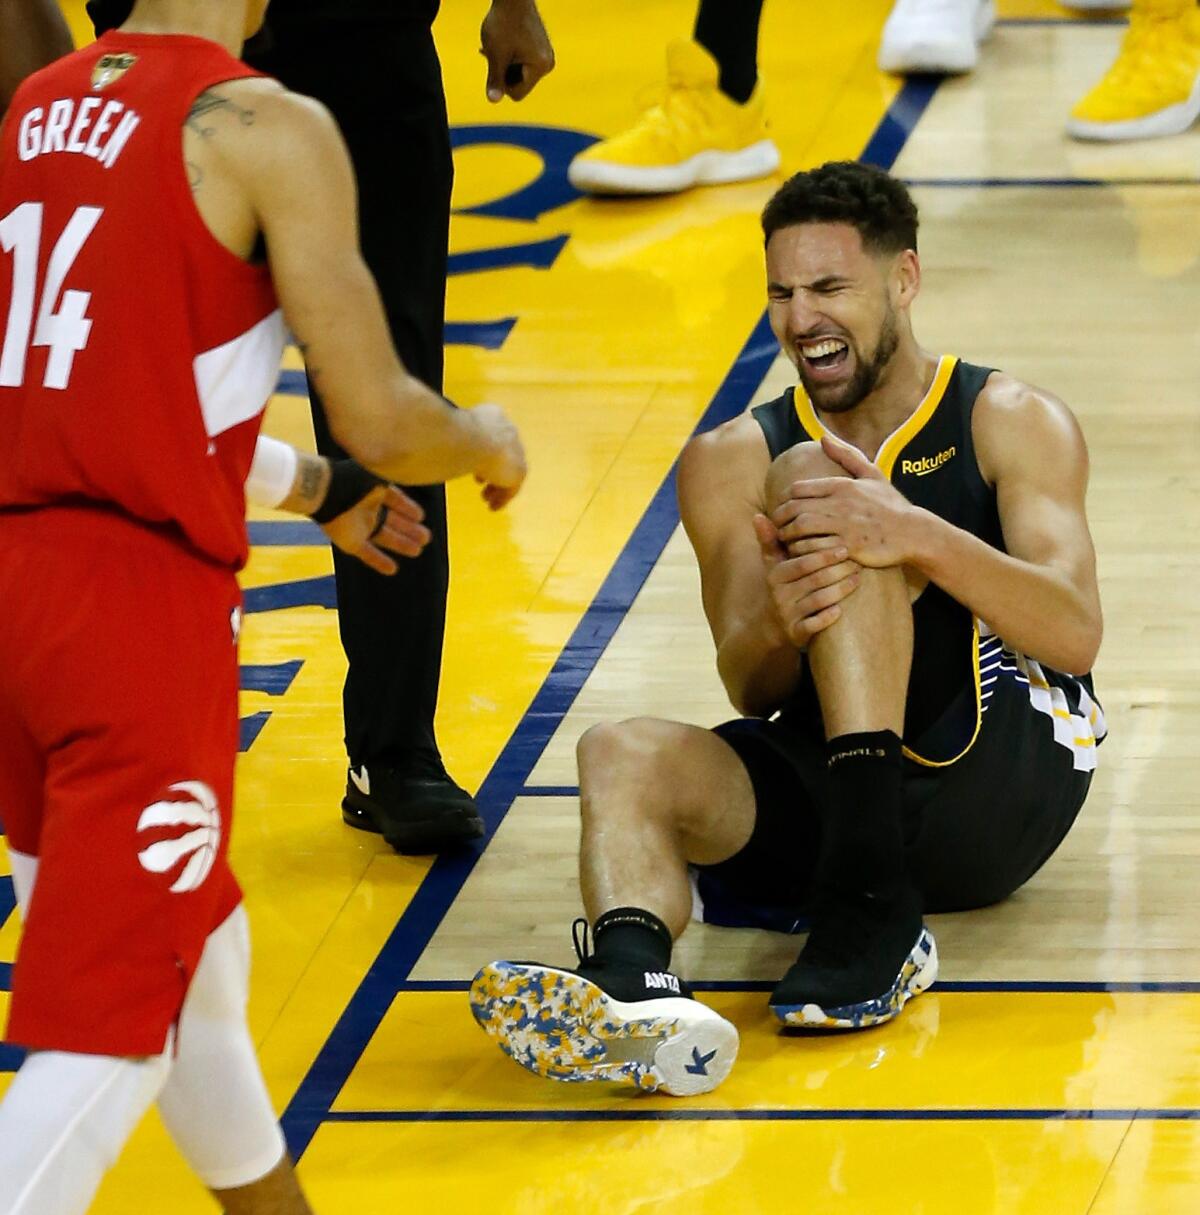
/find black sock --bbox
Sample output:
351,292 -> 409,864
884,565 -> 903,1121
694,0 -> 765,104
589,906 -> 673,972
822,730 -> 906,897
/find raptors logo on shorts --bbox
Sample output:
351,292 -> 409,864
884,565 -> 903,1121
136,781 -> 222,894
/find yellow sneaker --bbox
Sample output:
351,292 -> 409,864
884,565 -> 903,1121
1067,0 -> 1200,140
567,39 -> 781,196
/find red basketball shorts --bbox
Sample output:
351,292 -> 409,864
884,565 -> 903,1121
0,505 -> 243,1056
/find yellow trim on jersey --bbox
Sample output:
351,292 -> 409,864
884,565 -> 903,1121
789,355 -> 959,478
876,356 -> 958,478
902,616 -> 983,768
792,385 -> 825,443
790,356 -> 975,765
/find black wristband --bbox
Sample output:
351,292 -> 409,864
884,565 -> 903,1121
309,459 -> 383,524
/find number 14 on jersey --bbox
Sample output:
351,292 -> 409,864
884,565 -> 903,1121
0,202 -> 102,391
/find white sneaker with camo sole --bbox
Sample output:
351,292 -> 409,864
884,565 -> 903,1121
470,960 -> 739,1096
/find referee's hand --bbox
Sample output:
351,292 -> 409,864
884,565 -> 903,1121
480,0 -> 555,103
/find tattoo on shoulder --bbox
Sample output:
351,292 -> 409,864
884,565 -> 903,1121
187,89 -> 256,139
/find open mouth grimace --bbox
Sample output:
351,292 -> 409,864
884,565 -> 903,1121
799,337 -> 850,375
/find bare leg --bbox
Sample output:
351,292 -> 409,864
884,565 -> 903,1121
470,717 -> 747,1096
762,444 -> 933,1027
213,1159 -> 312,1215
577,717 -> 757,939
764,441 -> 912,737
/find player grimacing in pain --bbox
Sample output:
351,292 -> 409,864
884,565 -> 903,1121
471,161 -> 1104,1096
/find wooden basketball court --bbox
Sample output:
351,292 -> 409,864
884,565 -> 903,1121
2,1 -> 1198,1210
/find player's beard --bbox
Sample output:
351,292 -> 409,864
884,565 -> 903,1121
802,305 -> 900,415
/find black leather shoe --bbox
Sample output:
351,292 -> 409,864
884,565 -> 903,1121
341,760 -> 484,855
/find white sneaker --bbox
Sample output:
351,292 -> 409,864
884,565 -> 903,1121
878,0 -> 996,74
470,960 -> 739,1096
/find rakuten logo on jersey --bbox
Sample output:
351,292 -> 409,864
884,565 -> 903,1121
136,781 -> 221,894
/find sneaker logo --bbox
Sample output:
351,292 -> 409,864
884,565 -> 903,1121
684,1046 -> 718,1076
643,971 -> 680,995
349,766 -> 370,797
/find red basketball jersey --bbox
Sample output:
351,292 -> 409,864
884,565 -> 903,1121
0,32 -> 284,569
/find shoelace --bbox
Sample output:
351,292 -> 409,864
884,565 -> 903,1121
571,916 -> 593,967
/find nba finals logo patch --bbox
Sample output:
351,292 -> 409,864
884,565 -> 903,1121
92,53 -> 137,90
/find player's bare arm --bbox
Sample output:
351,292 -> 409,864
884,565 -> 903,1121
773,376 -> 1102,675
679,414 -> 860,717
181,77 -> 526,506
922,375 -> 1102,673
0,0 -> 74,116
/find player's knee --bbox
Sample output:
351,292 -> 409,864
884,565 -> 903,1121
578,718 -> 687,804
157,908 -> 285,1192
764,441 -> 847,513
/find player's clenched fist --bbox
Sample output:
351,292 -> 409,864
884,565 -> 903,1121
471,402 -> 528,511
753,516 -> 860,647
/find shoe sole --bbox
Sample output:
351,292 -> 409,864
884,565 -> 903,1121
341,795 -> 483,854
469,962 -> 739,1096
878,0 -> 995,74
568,140 -> 781,196
1066,72 -> 1200,142
770,926 -> 939,1030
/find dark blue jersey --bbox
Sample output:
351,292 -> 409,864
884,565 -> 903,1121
751,356 -> 1101,768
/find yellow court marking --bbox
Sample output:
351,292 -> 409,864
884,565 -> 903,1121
298,1119 -> 1130,1215
1093,1123 -> 1200,1215
334,990 -> 1200,1114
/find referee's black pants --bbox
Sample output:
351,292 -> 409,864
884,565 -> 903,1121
247,14 -> 455,771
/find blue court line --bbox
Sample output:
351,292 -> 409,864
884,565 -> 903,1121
240,712 -> 272,752
444,319 -> 518,350
519,785 -> 579,798
243,575 -> 337,614
277,77 -> 941,1161
698,979 -> 1200,994
860,76 -> 940,169
240,661 -> 304,696
0,962 -> 11,990
448,235 -> 568,276
275,369 -> 308,397
320,1108 -> 1196,1125
0,1044 -> 24,1073
905,177 -> 1198,188
247,521 -> 328,547
360,978 -> 1200,995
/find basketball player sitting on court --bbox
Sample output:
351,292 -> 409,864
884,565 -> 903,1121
470,160 -> 1105,1097
0,0 -> 526,1212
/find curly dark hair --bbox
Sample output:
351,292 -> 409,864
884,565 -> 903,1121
761,161 -> 919,255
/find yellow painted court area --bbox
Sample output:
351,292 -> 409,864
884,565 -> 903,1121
334,989 -> 1200,1113
2,0 -> 1200,1211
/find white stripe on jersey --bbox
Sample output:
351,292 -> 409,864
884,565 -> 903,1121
193,309 -> 286,439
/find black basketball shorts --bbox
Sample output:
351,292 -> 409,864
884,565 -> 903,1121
692,642 -> 1104,928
